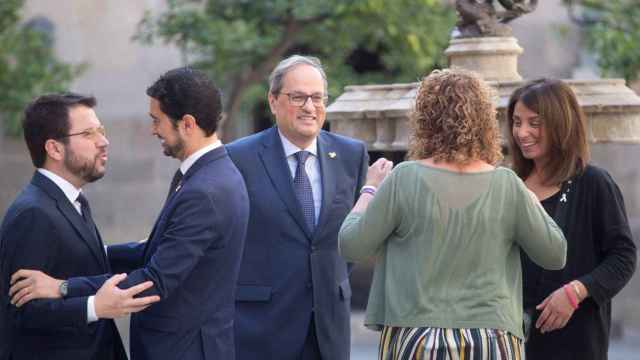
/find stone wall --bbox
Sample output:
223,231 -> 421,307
510,0 -> 583,79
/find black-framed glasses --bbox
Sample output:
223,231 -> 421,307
58,125 -> 106,139
279,92 -> 329,107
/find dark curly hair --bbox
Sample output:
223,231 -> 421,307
408,69 -> 502,165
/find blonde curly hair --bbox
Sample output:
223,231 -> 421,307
408,69 -> 502,165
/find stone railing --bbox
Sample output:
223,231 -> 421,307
327,78 -> 640,151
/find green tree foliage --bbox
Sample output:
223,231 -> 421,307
0,0 -> 85,137
564,0 -> 640,81
136,0 -> 455,139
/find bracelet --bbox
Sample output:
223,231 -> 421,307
570,281 -> 582,300
360,185 -> 377,196
563,284 -> 579,309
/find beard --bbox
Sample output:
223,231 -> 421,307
64,147 -> 105,184
162,135 -> 185,159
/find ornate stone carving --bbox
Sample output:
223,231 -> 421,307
454,0 -> 538,38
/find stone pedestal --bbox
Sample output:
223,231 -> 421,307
445,37 -> 523,81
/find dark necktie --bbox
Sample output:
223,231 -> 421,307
76,193 -> 98,240
293,151 -> 315,232
167,169 -> 183,199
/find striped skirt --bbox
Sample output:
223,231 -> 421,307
378,326 -> 524,360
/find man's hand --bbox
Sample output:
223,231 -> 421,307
94,273 -> 160,319
535,286 -> 576,333
9,269 -> 63,307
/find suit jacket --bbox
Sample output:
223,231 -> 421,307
226,127 -> 368,360
0,172 -> 126,360
66,146 -> 250,360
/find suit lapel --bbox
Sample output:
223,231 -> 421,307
314,132 -> 337,240
31,173 -> 107,270
143,146 -> 229,260
258,127 -> 313,239
142,176 -> 184,261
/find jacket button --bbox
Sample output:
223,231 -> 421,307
311,245 -> 317,251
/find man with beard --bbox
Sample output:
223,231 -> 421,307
0,93 -> 160,360
8,68 -> 250,360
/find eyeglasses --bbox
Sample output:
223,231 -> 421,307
59,125 -> 106,139
278,92 -> 328,107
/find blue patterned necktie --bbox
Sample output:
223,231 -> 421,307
293,151 -> 315,232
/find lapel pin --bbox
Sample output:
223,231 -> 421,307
328,152 -> 337,159
560,193 -> 567,203
175,184 -> 182,192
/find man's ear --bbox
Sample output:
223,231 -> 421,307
181,114 -> 197,131
44,139 -> 65,162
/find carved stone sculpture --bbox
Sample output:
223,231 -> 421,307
454,0 -> 538,38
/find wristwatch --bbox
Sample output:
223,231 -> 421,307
59,280 -> 68,298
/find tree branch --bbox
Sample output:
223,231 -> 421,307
218,16 -> 306,141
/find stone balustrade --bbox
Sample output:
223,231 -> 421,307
327,78 -> 640,150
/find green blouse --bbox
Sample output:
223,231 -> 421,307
339,162 -> 567,338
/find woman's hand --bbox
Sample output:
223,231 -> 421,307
365,158 -> 394,188
535,286 -> 576,333
350,158 -> 393,214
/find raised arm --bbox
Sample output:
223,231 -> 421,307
339,158 -> 395,262
515,181 -> 567,270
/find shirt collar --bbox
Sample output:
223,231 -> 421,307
179,140 -> 222,175
278,129 -> 317,158
37,168 -> 81,204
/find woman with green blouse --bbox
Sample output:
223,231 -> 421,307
338,69 -> 567,360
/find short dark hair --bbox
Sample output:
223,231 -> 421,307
146,67 -> 222,136
507,79 -> 589,185
23,93 -> 97,168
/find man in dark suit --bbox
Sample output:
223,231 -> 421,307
226,55 -> 368,360
0,93 -> 159,360
8,68 -> 250,360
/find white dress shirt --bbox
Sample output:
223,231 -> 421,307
37,169 -> 82,214
179,140 -> 222,175
37,168 -> 99,323
278,130 -> 322,225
